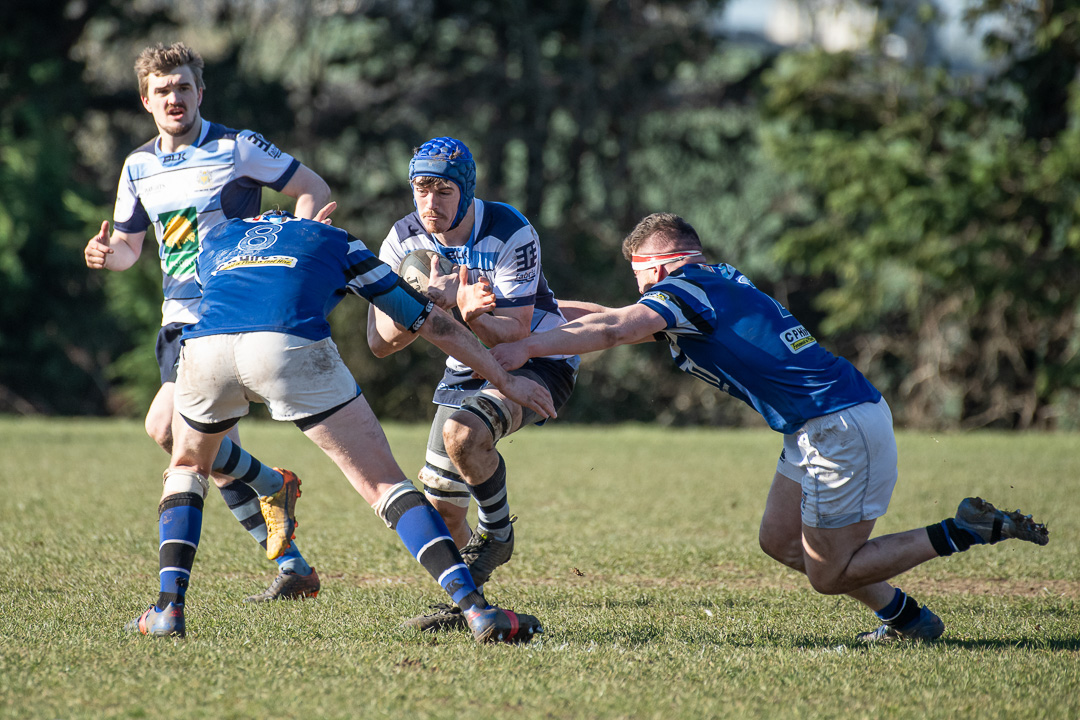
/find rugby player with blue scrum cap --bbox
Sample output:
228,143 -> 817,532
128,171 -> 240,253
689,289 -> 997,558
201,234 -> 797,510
490,212 -> 1050,644
83,42 -> 329,602
367,137 -> 580,631
126,208 -> 552,643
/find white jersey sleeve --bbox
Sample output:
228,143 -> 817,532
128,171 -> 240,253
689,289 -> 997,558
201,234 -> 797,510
487,224 -> 541,307
377,227 -> 410,271
112,147 -> 153,232
233,129 -> 300,189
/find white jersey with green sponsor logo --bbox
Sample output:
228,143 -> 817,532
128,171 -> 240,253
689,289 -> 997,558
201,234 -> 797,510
112,120 -> 300,325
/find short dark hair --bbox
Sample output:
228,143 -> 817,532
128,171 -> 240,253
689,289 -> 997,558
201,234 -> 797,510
135,42 -> 205,98
621,213 -> 702,260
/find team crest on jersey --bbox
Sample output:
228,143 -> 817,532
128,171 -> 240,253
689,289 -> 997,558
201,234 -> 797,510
158,207 -> 199,277
197,169 -> 213,186
781,325 -> 817,353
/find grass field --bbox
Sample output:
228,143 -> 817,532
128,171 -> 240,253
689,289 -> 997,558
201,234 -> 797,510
1,417 -> 1077,720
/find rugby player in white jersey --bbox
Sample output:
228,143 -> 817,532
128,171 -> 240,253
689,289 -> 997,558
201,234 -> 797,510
83,42 -> 330,602
490,212 -> 1050,644
367,138 -> 579,631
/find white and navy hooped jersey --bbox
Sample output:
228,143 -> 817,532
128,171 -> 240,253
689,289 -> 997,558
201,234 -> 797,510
112,120 -> 301,326
639,263 -> 881,434
379,199 -> 575,371
185,214 -> 431,343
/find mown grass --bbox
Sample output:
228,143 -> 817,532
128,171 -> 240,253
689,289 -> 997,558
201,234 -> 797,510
1,417 -> 1077,720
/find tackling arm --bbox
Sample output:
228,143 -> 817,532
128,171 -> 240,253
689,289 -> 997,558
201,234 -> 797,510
557,299 -> 612,322
491,303 -> 667,370
366,302 -> 421,358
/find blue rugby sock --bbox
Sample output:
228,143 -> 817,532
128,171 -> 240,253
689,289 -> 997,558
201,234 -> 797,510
157,493 -> 203,610
276,544 -> 312,576
380,484 -> 485,610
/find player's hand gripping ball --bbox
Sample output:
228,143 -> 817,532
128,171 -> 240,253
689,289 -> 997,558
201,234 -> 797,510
398,249 -> 456,295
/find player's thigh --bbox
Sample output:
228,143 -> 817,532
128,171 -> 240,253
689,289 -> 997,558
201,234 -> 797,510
145,381 -> 177,442
300,395 -> 406,504
169,418 -> 229,479
760,470 -> 804,560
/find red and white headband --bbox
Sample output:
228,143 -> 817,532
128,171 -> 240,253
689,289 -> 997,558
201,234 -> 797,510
630,250 -> 701,271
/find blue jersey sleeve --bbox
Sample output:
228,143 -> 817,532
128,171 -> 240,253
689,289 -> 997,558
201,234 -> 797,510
639,279 -> 717,336
343,240 -> 433,332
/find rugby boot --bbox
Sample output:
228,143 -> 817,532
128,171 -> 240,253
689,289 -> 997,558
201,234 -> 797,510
401,602 -> 469,633
243,567 -> 320,602
856,605 -> 944,644
465,605 -> 543,644
126,602 -> 186,638
260,468 -> 301,560
954,497 -> 1049,546
461,524 -> 514,587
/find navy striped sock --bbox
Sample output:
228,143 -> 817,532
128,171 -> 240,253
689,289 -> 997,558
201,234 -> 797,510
217,479 -> 310,575
874,588 -> 921,629
213,437 -> 284,496
926,518 -> 985,556
471,455 -> 511,541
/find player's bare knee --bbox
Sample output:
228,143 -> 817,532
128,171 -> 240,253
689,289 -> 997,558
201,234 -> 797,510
805,569 -> 849,596
760,538 -> 803,572
145,417 -> 173,452
442,412 -> 489,458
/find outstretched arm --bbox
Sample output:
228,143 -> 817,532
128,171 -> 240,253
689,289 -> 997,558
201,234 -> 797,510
557,299 -> 612,322
491,303 -> 667,370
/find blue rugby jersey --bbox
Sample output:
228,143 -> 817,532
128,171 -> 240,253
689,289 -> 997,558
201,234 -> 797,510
185,214 -> 431,342
112,121 -> 301,325
378,199 -> 579,403
639,263 -> 880,434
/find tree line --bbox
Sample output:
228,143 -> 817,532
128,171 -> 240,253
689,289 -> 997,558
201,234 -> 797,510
2,0 -> 1078,429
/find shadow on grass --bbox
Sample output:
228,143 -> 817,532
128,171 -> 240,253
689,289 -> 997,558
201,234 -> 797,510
935,637 -> 1080,651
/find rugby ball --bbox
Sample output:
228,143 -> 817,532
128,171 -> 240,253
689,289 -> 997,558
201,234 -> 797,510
398,249 -> 456,294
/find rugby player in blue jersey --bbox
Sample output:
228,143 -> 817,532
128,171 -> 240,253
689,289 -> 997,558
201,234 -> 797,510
491,212 -> 1049,643
368,138 -> 580,631
84,43 -> 330,602
126,209 -> 551,642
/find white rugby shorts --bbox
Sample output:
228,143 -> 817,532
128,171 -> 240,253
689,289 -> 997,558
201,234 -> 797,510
175,332 -> 359,424
776,398 -> 898,529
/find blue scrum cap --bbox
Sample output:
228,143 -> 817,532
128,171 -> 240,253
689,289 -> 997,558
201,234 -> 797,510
408,137 -> 476,230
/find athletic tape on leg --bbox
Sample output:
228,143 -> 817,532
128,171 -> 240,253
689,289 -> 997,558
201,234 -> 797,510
162,469 -> 209,498
459,392 -> 511,444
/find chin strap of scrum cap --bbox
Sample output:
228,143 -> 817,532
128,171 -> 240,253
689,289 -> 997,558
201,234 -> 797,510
459,392 -> 512,444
